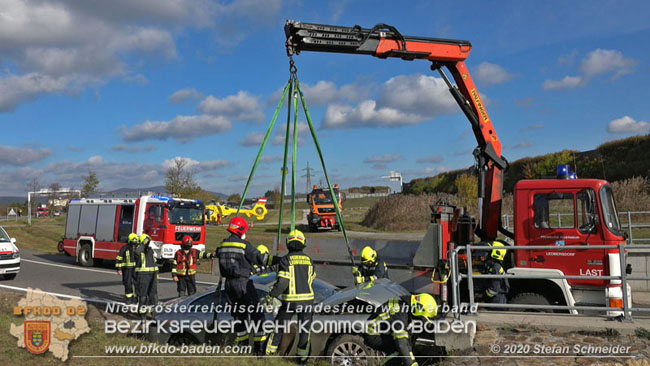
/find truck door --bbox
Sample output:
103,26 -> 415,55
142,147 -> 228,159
117,205 -> 135,242
143,204 -> 165,242
528,189 -> 604,286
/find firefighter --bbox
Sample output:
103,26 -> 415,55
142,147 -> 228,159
366,293 -> 437,366
115,233 -> 139,304
172,235 -> 215,297
484,240 -> 510,304
265,229 -> 315,364
135,233 -> 158,315
251,244 -> 278,276
352,246 -> 389,284
216,217 -> 270,355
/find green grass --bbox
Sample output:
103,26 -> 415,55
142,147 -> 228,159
1,290 -> 300,365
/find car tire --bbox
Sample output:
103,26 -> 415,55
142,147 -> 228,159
326,334 -> 369,366
509,292 -> 552,313
78,244 -> 94,267
4,273 -> 17,280
169,333 -> 199,346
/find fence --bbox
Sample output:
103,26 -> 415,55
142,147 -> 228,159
502,211 -> 650,244
449,243 -> 650,321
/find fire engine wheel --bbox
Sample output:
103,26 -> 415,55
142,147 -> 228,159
78,244 -> 94,267
57,240 -> 66,254
327,335 -> 369,366
509,292 -> 552,313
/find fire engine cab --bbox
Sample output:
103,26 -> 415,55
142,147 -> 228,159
63,195 -> 206,268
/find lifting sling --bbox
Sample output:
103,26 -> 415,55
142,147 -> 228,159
235,58 -> 356,268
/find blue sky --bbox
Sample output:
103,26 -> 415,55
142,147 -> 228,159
1,0 -> 649,196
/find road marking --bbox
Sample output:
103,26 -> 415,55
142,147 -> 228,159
20,258 -> 219,285
0,284 -> 113,305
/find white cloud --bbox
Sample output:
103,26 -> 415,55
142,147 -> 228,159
474,62 -> 516,85
163,156 -> 229,171
121,114 -> 231,142
542,76 -> 583,90
0,73 -> 75,111
323,101 -> 425,129
416,155 -> 444,164
513,141 -> 535,149
269,80 -> 370,107
544,49 -> 636,91
607,116 -> 650,134
272,122 -> 310,146
363,154 -> 403,164
168,88 -> 203,104
199,91 -> 264,122
238,131 -> 265,147
580,49 -> 635,79
0,145 -> 52,166
110,144 -> 158,152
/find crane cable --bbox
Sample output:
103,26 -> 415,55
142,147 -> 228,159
235,58 -> 356,267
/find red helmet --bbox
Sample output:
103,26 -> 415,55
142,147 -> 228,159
228,217 -> 249,237
182,235 -> 193,245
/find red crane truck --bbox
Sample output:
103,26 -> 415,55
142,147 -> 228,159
285,20 -> 631,316
63,195 -> 207,269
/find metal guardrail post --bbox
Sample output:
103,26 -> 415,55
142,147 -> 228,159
619,243 -> 632,321
466,245 -> 475,312
627,211 -> 633,243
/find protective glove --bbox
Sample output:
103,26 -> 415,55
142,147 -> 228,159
261,294 -> 275,312
117,270 -> 122,276
352,266 -> 359,275
173,275 -> 179,282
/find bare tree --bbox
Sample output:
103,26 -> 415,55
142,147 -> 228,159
165,158 -> 199,197
48,182 -> 61,212
26,178 -> 40,214
81,170 -> 99,197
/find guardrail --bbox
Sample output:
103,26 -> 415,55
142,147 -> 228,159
502,211 -> 650,244
449,243 -> 650,322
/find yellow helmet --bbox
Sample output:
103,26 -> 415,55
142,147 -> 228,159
287,229 -> 306,246
127,233 -> 139,244
490,240 -> 507,261
411,293 -> 437,321
257,244 -> 269,255
361,246 -> 377,265
139,233 -> 151,245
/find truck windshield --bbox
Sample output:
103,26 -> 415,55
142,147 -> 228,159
168,207 -> 204,225
600,185 -> 623,236
313,191 -> 339,205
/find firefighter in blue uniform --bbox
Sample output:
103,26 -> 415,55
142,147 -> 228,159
216,217 -> 270,355
366,293 -> 437,366
265,229 -> 315,364
353,246 -> 389,284
484,240 -> 509,304
115,233 -> 139,304
135,233 -> 158,315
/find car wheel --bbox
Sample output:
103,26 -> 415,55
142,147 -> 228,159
169,333 -> 199,346
4,273 -> 17,280
78,244 -> 94,267
326,334 -> 369,366
509,292 -> 552,313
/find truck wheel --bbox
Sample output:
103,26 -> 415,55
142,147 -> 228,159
509,292 -> 552,313
57,240 -> 66,254
326,334 -> 369,366
77,244 -> 94,267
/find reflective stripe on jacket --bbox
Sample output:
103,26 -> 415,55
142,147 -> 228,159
115,245 -> 136,268
270,252 -> 316,302
172,248 -> 212,276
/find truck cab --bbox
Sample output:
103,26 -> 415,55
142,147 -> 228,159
509,174 -> 630,315
306,184 -> 343,231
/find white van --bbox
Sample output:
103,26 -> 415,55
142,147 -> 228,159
0,225 -> 20,280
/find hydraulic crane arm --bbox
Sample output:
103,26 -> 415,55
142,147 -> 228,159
285,20 -> 511,241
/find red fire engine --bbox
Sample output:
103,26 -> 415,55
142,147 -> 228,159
62,195 -> 206,268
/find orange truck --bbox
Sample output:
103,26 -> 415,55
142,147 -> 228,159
306,184 -> 343,231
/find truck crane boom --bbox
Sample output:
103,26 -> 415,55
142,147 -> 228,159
285,20 -> 510,240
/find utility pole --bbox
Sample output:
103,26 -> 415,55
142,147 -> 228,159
301,161 -> 316,193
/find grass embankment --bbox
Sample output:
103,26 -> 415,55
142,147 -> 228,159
0,290 -> 299,365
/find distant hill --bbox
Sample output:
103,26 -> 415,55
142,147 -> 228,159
107,186 -> 228,199
404,134 -> 650,194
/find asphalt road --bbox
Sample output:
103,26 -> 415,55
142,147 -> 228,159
0,248 -> 219,303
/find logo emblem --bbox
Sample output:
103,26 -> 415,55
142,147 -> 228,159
25,321 -> 51,354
